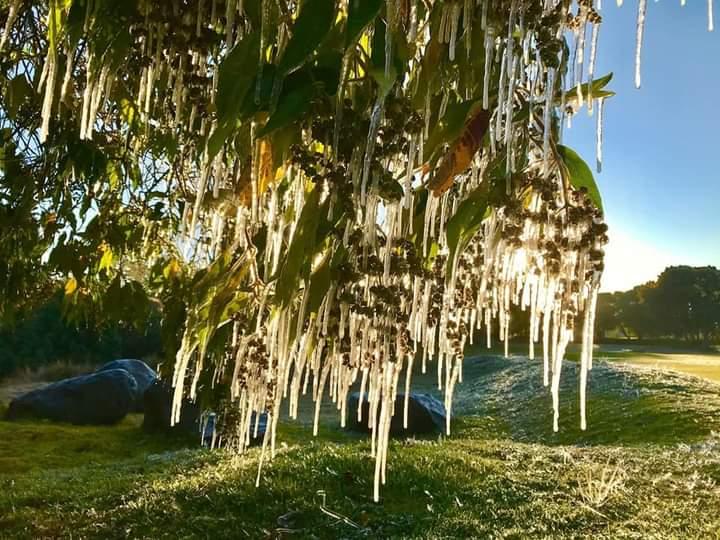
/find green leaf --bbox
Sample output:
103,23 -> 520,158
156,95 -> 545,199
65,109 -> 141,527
7,75 -> 34,119
277,0 -> 336,76
345,0 -> 383,48
275,186 -> 322,306
216,33 -> 261,124
239,64 -> 278,119
557,145 -> 603,212
307,253 -> 332,314
206,120 -> 236,161
257,80 -> 315,138
560,73 -> 615,105
445,185 -> 490,279
312,51 -> 344,95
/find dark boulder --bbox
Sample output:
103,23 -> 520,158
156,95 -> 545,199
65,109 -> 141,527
142,381 -> 267,446
142,380 -> 202,435
5,369 -> 137,425
346,392 -> 446,435
97,359 -> 157,412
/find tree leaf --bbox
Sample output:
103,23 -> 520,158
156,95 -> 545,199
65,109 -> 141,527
257,139 -> 276,194
556,145 -> 603,212
312,51 -> 344,95
307,253 -> 332,314
277,0 -> 336,76
427,109 -> 491,195
345,0 -> 383,48
275,187 -> 322,306
207,120 -> 235,161
64,276 -> 77,296
216,33 -> 261,124
98,244 -> 114,272
561,72 -> 615,107
445,185 -> 490,278
424,99 -> 479,162
7,75 -> 34,119
256,80 -> 315,138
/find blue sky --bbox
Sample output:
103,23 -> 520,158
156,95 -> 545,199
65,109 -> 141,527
563,1 -> 719,292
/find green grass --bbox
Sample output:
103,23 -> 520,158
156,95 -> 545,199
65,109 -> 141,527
1,357 -> 720,538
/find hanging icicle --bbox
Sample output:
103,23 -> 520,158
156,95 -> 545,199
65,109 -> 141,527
635,0 -> 647,88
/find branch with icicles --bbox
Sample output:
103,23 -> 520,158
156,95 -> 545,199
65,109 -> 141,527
0,0 -> 711,504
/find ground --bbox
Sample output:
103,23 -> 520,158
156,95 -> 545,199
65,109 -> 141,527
1,349 -> 719,539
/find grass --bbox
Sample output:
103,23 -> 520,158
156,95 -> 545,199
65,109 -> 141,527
1,356 -> 720,538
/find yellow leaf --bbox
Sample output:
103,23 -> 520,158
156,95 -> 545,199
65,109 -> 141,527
427,110 -> 491,196
163,258 -> 181,280
258,139 -> 275,195
99,245 -> 114,271
64,276 -> 77,296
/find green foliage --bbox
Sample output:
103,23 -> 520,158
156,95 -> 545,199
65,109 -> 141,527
445,185 -> 490,278
597,266 -> 720,344
275,186 -> 323,306
345,0 -> 383,48
277,0 -> 337,76
0,295 -> 161,380
557,144 -> 603,212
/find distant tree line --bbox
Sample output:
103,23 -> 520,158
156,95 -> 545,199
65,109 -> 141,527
595,266 -> 720,345
0,293 -> 161,379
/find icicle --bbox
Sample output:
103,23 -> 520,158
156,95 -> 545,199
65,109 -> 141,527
39,50 -> 57,143
333,52 -> 351,160
542,68 -> 557,176
361,97 -> 384,202
588,24 -> 600,79
448,3 -> 461,61
256,0 -> 269,105
710,0 -> 715,31
385,0 -> 395,78
483,29 -> 494,110
59,49 -> 74,104
635,0 -> 647,89
225,0 -> 236,46
0,0 -> 22,53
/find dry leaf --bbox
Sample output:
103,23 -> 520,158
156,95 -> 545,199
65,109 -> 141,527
427,109 -> 491,196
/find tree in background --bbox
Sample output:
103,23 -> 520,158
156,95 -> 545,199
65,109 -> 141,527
0,293 -> 162,379
596,266 -> 720,345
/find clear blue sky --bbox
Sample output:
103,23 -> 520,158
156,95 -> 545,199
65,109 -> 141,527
564,1 -> 719,292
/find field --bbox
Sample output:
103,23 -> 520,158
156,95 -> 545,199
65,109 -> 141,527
1,351 -> 720,538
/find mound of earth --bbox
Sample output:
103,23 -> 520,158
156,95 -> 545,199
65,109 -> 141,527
450,355 -> 720,445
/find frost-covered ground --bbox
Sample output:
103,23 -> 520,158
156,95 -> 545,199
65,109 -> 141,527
1,356 -> 719,538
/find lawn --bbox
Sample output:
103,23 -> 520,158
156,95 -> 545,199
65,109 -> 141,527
1,355 -> 719,538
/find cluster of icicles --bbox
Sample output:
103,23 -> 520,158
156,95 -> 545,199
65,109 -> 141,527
167,0 -> 613,500
3,0 -> 707,501
25,0 -> 714,148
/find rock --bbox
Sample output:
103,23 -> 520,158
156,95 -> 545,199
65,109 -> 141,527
142,381 -> 267,446
5,369 -> 137,425
142,380 -> 202,436
346,392 -> 446,436
97,359 -> 157,412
